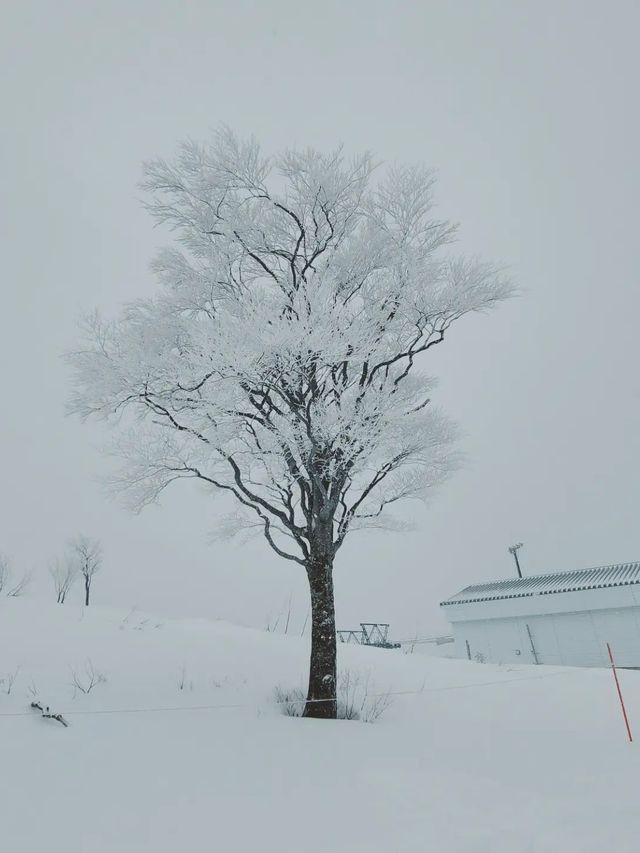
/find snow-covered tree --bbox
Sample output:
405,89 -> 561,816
49,555 -> 79,604
70,535 -> 102,606
68,130 -> 511,717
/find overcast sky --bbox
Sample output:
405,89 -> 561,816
1,0 -> 638,638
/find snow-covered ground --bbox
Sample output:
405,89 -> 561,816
2,598 -> 640,852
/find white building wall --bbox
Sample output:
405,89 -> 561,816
445,583 -> 640,667
451,605 -> 640,668
521,613 -> 562,665
533,611 -> 603,666
453,617 -> 533,665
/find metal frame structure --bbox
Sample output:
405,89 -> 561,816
336,623 -> 400,649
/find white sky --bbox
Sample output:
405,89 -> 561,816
1,0 -> 638,638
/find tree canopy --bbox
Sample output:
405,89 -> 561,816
69,130 -> 511,566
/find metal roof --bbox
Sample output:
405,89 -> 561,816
441,562 -> 640,606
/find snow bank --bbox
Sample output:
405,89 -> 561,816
2,598 -> 640,852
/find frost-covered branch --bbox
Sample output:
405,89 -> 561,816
68,129 -> 512,566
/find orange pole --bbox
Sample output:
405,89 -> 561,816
607,642 -> 633,743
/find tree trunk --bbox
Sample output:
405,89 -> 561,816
304,549 -> 337,719
84,577 -> 90,606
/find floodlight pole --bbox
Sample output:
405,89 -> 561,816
513,550 -> 522,578
508,543 -> 524,578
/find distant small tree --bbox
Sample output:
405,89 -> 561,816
0,555 -> 12,593
0,554 -> 31,597
70,536 -> 102,606
49,556 -> 79,604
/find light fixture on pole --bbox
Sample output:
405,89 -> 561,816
508,542 -> 524,578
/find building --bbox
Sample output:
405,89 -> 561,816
440,562 -> 640,668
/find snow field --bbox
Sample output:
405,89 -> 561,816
2,598 -> 640,852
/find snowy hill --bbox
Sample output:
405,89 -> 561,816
2,598 -> 640,852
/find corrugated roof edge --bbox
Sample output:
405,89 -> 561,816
440,561 -> 640,606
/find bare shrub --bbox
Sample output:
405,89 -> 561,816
119,608 -> 136,629
0,667 -> 20,695
274,671 -> 393,723
0,556 -> 10,592
119,608 -> 163,632
360,689 -> 394,724
274,685 -> 306,717
177,663 -> 194,692
6,573 -> 31,597
265,594 -> 294,635
70,660 -> 107,696
0,555 -> 31,597
337,670 -> 393,723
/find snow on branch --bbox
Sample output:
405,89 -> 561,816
68,130 -> 513,564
